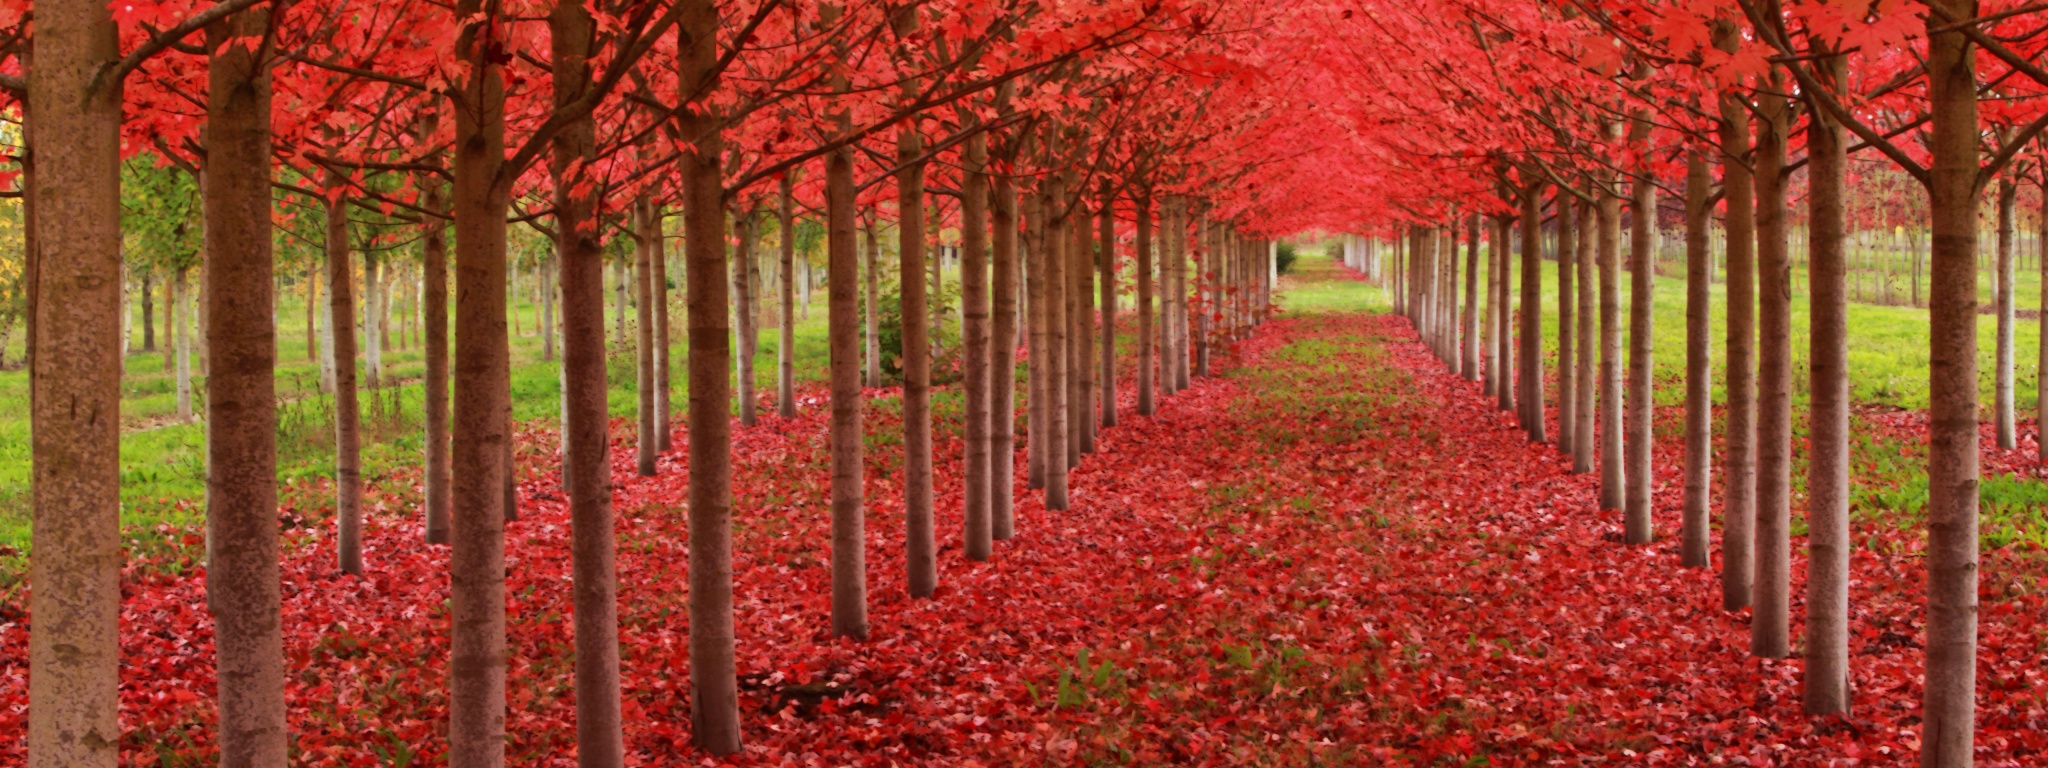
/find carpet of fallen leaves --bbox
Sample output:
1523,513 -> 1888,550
4,264 -> 2048,766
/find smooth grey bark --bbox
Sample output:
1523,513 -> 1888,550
679,0 -> 741,748
1715,26 -> 1759,610
1556,203 -> 1575,448
778,173 -> 798,420
1464,215 -> 1481,383
1136,191 -> 1155,416
1098,180 -> 1117,429
1995,179 -> 2016,449
991,163 -> 1019,540
205,12 -> 287,764
1573,201 -> 1595,476
325,174 -> 364,576
1753,82 -> 1793,660
1597,179 -> 1623,512
1519,182 -> 1545,443
1802,52 -> 1850,715
1681,149 -> 1714,568
1625,163 -> 1655,544
1921,6 -> 1984,762
962,131 -> 993,562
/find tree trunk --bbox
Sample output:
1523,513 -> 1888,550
1098,179 -> 1117,429
1752,80 -> 1793,660
549,7 -> 626,757
1484,222 -> 1499,397
203,13 -> 287,764
1625,149 -> 1655,543
1573,201 -> 1595,475
540,256 -> 556,362
1520,180 -> 1546,443
2039,185 -> 2047,463
1715,22 -> 1759,610
1921,6 -> 1983,763
1044,174 -> 1071,510
635,199 -> 659,477
304,267 -> 316,364
1073,193 -> 1095,456
324,174 -> 363,576
1802,51 -> 1851,716
992,163 -> 1019,540
612,257 -> 627,349
1597,178 -> 1623,512
1172,203 -> 1190,392
141,269 -> 156,351
1995,179 -> 2016,449
863,221 -> 881,388
1556,203 -> 1575,451
1193,217 -> 1210,379
1494,216 -> 1515,413
1136,190 -> 1155,416
1469,215 -> 1486,386
962,130 -> 993,561
26,8 -> 124,761
822,51 -> 868,635
897,86 -> 936,598
174,266 -> 194,421
422,161 -> 451,546
365,253 -> 383,389
656,215 -> 673,452
1025,188 -> 1047,492
778,173 -> 797,419
733,208 -> 759,426
679,0 -> 741,748
448,2 -> 514,759
1681,149 -> 1714,568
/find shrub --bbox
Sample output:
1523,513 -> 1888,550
1276,241 -> 1299,274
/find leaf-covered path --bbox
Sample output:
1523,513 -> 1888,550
6,262 -> 2047,766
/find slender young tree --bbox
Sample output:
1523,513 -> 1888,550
864,220 -> 882,388
778,172 -> 798,419
1136,189 -> 1156,415
962,129 -> 993,561
549,3 -> 625,761
420,148 -> 452,546
1098,178 -> 1117,429
1555,203 -> 1574,441
1753,77 -> 1793,661
1025,187 -> 1048,492
1994,178 -> 2017,449
1716,20 -> 1759,610
326,170 -> 364,576
1573,199 -> 1595,476
679,0 -> 741,748
1518,178 -> 1544,442
821,2 -> 867,639
1463,214 -> 1481,383
1597,171 -> 1623,512
896,5 -> 936,596
991,147 -> 1020,540
448,0 -> 515,760
205,9 -> 286,762
1802,49 -> 1851,716
732,208 -> 759,426
1680,148 -> 1713,568
635,199 -> 659,477
1624,139 -> 1655,544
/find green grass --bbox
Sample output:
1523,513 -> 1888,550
1332,235 -> 2048,412
0,275 -> 843,552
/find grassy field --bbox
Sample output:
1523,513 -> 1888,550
1291,236 -> 2046,413
0,277 -> 845,553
